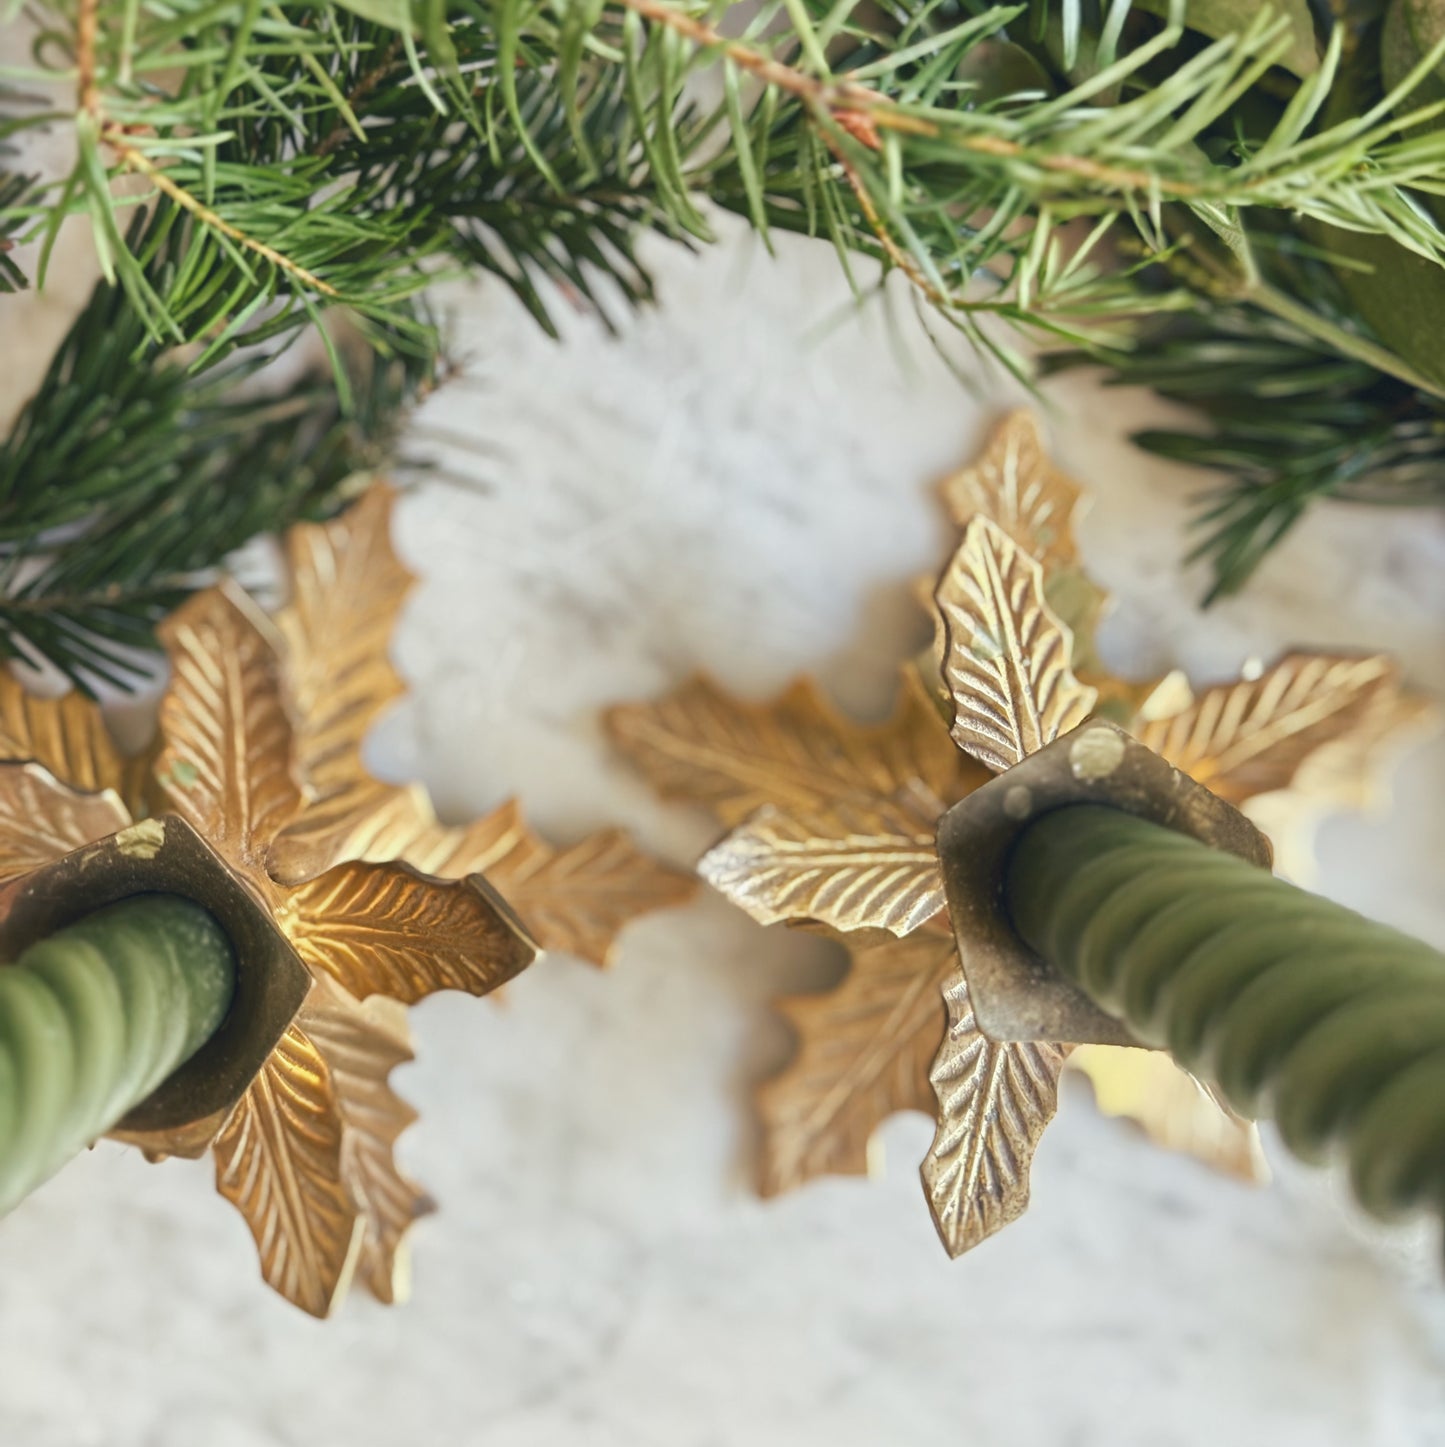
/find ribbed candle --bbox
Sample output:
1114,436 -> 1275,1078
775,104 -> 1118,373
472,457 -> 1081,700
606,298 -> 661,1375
1006,805 -> 1445,1225
0,895 -> 235,1216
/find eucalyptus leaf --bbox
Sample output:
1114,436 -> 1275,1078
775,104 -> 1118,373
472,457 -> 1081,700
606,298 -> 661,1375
319,0 -> 418,33
957,39 -> 1056,105
1381,0 -> 1445,123
1309,224 -> 1445,391
1136,0 -> 1319,76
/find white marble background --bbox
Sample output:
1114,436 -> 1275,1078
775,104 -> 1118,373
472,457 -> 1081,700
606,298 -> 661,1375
2,212 -> 1445,1446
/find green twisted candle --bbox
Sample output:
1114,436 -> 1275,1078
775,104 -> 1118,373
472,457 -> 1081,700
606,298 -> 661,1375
1005,805 -> 1445,1225
0,895 -> 235,1216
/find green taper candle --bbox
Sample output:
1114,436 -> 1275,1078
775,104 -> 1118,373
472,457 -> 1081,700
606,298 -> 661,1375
0,894 -> 235,1216
1005,805 -> 1445,1225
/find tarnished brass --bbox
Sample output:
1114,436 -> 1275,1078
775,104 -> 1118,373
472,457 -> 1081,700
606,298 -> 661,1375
0,813 -> 310,1135
0,576 -> 537,1317
265,485 -> 696,967
934,516 -> 1098,774
613,409 -> 1430,1261
0,483 -> 692,1317
935,721 -> 1272,1048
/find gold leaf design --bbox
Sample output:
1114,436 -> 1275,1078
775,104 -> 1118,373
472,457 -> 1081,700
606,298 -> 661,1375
276,789 -> 693,967
474,807 -> 697,967
269,779 -> 435,883
1260,676 -> 1437,815
278,861 -> 536,1004
0,677 -> 151,815
921,965 -> 1070,1257
298,977 -> 434,1304
1091,667 -> 1194,730
275,483 -> 414,818
1242,683 -> 1439,882
1068,1046 -> 1268,1184
699,793 -> 944,936
213,1025 -> 364,1318
396,801 -> 699,969
1135,652 -> 1399,805
609,409 -> 1432,1260
301,789 -> 518,880
1134,670 -> 1195,723
938,410 -> 1083,568
936,413 -> 1111,680
914,574 -> 954,699
607,668 -> 976,827
0,762 -> 130,883
758,929 -> 956,1195
154,587 -> 305,877
6,484 -> 575,1315
935,517 -> 1097,772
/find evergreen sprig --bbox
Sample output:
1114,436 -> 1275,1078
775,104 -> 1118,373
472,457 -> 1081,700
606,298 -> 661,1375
1,80 -> 37,292
6,6 -> 725,345
9,0 -> 1445,366
0,211 -> 435,690
0,169 -> 31,291
1061,278 -> 1445,597
1,0 -> 1444,678
316,20 -> 713,334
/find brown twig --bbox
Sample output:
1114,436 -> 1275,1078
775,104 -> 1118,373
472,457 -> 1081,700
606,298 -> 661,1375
620,0 -> 935,134
104,132 -> 339,296
73,0 -> 337,297
623,0 -> 1026,311
831,146 -> 946,307
615,0 -> 1200,199
76,0 -> 101,117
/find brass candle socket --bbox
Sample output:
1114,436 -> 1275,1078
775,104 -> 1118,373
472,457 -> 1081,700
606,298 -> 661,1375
0,810 -> 311,1143
935,722 -> 1272,1048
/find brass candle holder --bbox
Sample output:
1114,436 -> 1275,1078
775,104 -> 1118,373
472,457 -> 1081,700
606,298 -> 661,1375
611,411 -> 1434,1256
0,484 -> 693,1315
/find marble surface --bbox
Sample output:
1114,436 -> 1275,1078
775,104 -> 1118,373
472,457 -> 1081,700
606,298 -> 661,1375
3,215 -> 1445,1446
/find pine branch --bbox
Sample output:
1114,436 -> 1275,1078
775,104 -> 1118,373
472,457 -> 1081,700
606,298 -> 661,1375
1045,247 -> 1445,598
0,212 -> 436,692
4,0 -> 1445,622
8,7 -> 710,345
0,82 -> 38,293
6,6 -> 450,351
0,169 -> 31,292
10,0 -> 1445,366
562,0 -> 1445,370
311,22 -> 711,335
